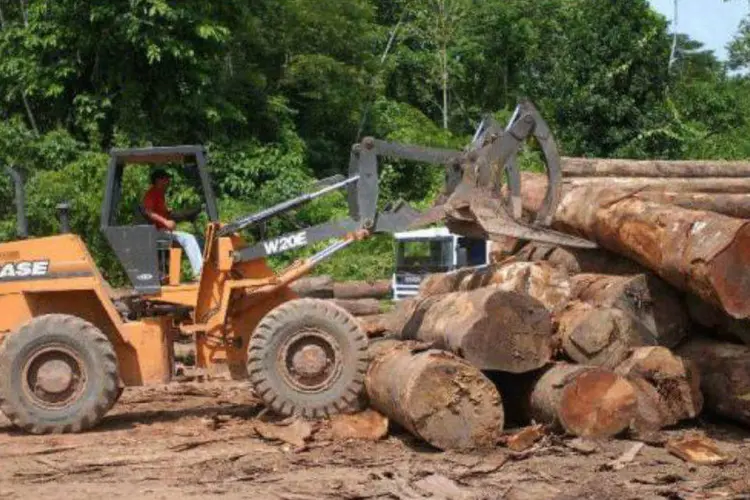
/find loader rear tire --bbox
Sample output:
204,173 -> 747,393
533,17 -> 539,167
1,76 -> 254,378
248,299 -> 368,418
0,314 -> 119,434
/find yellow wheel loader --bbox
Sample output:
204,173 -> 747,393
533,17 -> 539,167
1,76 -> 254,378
0,101 -> 593,434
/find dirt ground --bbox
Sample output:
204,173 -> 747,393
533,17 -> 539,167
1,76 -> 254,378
0,379 -> 748,500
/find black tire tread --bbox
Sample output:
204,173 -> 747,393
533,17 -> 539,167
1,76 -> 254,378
0,314 -> 119,434
248,299 -> 368,418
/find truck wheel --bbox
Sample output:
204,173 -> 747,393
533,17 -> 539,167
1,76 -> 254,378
248,299 -> 368,418
0,314 -> 120,434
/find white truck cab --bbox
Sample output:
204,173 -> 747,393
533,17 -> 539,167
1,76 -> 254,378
391,227 -> 490,300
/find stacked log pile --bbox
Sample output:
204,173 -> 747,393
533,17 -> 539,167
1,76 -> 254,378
355,158 -> 750,450
290,276 -> 392,318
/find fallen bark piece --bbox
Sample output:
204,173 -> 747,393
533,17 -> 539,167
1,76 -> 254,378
565,437 -> 599,455
332,298 -> 382,317
392,287 -> 554,372
365,340 -> 504,450
290,275 -> 334,298
333,280 -> 391,300
602,442 -> 645,471
676,338 -> 750,426
616,347 -> 703,424
528,364 -> 638,439
666,434 -> 731,465
557,301 -> 653,368
254,419 -> 314,448
413,474 -> 472,500
329,410 -> 389,441
504,425 -> 545,452
570,273 -> 689,349
561,157 -> 750,178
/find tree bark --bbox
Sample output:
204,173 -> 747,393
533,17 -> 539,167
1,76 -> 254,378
570,273 -> 689,348
365,339 -> 503,450
564,177 -> 750,193
527,364 -> 638,438
515,243 -> 642,276
333,280 -> 391,300
633,192 -> 750,219
332,298 -> 382,317
290,275 -> 334,298
419,267 -> 475,297
615,347 -> 703,428
522,179 -> 750,319
389,287 -> 554,373
556,301 -> 654,369
685,294 -> 750,346
676,338 -> 750,427
421,261 -> 571,313
561,157 -> 750,178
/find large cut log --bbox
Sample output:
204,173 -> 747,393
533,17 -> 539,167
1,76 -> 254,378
570,273 -> 689,348
564,177 -> 750,194
633,192 -> 750,219
525,364 -> 638,438
332,299 -> 382,317
290,275 -> 334,298
615,347 -> 703,430
556,301 -> 653,368
366,340 -> 503,450
333,280 -> 391,300
419,268 -> 476,297
684,294 -> 750,346
676,338 -> 750,426
515,243 -> 641,276
561,157 -> 750,178
390,287 -> 554,372
519,174 -> 750,319
421,261 -> 570,313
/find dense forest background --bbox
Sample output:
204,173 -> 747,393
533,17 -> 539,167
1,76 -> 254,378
1,0 -> 749,282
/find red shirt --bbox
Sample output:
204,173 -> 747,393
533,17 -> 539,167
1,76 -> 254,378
143,186 -> 169,229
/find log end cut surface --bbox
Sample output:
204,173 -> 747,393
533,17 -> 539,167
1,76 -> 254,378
407,351 -> 504,450
710,223 -> 750,319
559,369 -> 638,439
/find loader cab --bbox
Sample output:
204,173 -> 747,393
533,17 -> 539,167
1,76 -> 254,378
391,227 -> 490,300
100,146 -> 219,294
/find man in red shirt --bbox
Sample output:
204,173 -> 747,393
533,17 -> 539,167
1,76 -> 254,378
143,170 -> 203,278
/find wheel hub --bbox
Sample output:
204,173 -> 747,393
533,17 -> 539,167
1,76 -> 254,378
23,346 -> 86,409
291,345 -> 328,377
279,329 -> 342,393
36,359 -> 74,394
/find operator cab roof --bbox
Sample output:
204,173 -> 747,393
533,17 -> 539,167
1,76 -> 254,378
109,145 -> 206,165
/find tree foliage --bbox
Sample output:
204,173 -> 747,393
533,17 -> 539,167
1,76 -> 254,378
0,0 -> 749,282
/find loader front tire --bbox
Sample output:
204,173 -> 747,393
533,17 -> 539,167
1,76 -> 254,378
0,314 -> 119,434
247,299 -> 368,418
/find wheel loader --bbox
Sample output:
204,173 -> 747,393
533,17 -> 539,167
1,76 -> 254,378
0,101 -> 594,434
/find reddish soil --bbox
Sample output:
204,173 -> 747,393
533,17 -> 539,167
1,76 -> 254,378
0,379 -> 748,499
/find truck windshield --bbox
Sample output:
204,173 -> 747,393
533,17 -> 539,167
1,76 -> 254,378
395,238 -> 453,273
